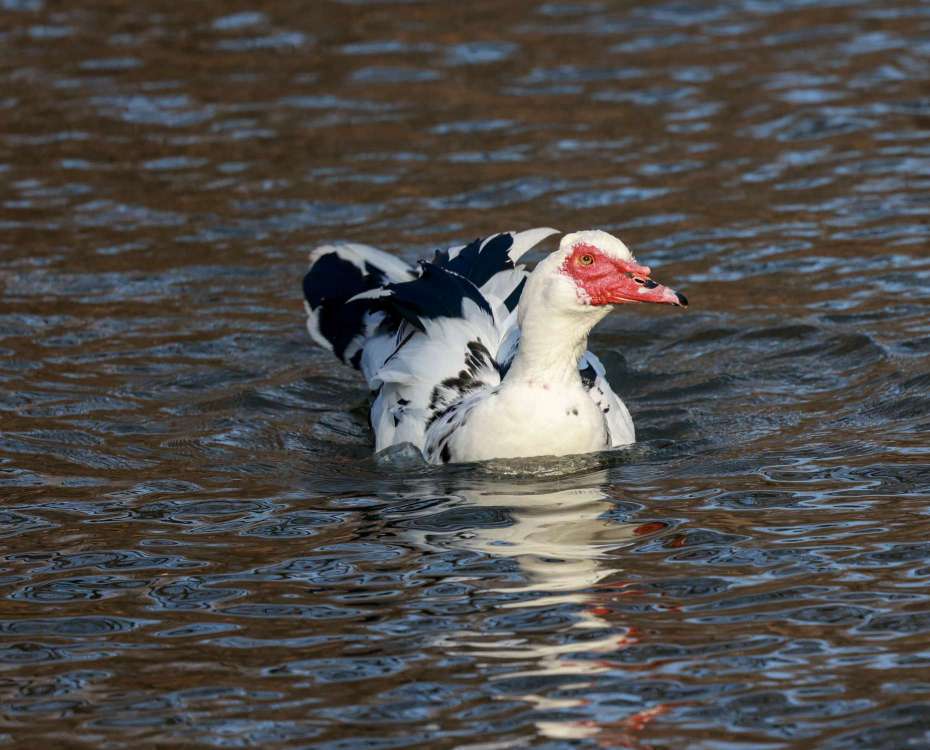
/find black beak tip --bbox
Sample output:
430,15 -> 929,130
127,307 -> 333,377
675,291 -> 689,308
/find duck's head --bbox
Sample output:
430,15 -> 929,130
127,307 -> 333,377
521,230 -> 687,323
558,229 -> 687,308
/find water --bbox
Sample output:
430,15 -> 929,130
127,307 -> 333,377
1,0 -> 930,747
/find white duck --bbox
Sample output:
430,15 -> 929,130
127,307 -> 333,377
302,228 -> 686,464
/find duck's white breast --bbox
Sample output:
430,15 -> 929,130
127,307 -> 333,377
447,381 -> 610,462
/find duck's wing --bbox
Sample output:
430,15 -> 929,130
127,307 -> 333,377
363,228 -> 558,456
433,227 -> 559,315
579,351 -> 635,447
302,242 -> 414,371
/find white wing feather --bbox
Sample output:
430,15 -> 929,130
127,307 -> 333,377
579,351 -> 635,447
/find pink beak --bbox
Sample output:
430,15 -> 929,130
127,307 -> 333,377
610,261 -> 688,307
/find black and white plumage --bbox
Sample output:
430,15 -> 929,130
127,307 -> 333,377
302,228 -> 687,464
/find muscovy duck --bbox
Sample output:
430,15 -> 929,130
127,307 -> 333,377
302,229 -> 686,463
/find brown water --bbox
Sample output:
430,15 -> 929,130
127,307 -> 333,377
2,0 -> 930,747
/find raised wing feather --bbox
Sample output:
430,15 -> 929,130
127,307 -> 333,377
364,229 -> 557,454
302,242 -> 414,370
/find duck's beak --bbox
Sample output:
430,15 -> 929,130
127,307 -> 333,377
609,262 -> 688,307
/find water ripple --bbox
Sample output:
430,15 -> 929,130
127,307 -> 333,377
2,0 -> 930,747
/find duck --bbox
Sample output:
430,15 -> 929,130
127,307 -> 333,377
302,228 -> 687,464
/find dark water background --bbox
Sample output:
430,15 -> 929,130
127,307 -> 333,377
2,0 -> 930,747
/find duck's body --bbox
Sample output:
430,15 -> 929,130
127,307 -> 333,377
302,228 -> 685,464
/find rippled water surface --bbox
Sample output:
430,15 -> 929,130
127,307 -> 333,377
2,0 -> 930,747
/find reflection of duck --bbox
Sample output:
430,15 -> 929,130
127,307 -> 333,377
382,469 -> 669,746
303,228 -> 686,463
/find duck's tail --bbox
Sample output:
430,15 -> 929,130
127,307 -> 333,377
302,242 -> 414,370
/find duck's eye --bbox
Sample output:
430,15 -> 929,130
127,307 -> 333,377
579,254 -> 595,266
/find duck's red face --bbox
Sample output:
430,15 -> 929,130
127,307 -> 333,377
562,243 -> 688,307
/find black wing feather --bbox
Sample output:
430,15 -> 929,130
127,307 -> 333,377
378,262 -> 494,333
432,233 -> 515,288
303,254 -> 391,364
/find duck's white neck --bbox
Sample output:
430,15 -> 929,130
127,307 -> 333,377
503,262 -> 610,386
